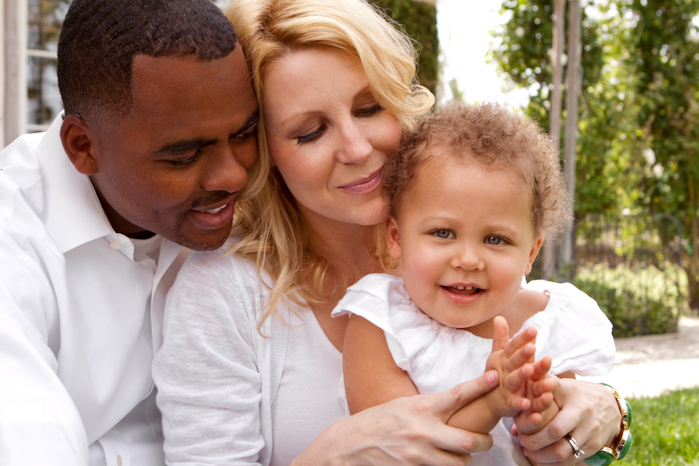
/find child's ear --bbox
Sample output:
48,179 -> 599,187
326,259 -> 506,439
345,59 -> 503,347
385,217 -> 402,260
525,235 -> 544,275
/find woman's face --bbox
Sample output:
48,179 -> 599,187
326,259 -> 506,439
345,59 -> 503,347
263,48 -> 402,232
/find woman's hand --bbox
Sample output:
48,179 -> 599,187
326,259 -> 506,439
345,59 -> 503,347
292,371 -> 500,466
516,378 -> 621,466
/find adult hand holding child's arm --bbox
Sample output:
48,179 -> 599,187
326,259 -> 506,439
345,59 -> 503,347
516,378 -> 622,466
291,371 -> 500,466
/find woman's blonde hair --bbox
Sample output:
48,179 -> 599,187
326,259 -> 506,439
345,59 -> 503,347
226,0 -> 435,330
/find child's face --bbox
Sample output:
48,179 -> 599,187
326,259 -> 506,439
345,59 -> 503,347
387,154 -> 543,337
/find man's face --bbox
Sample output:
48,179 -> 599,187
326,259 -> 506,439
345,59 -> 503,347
86,47 -> 258,250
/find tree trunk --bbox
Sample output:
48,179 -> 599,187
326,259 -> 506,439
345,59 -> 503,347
542,0 -> 566,279
560,0 -> 582,277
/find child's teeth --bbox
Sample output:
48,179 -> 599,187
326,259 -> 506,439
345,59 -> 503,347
454,286 -> 474,291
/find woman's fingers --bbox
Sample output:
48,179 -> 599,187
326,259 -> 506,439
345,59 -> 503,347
313,372 -> 500,465
436,370 -> 501,421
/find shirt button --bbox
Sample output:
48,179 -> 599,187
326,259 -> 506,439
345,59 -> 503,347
116,455 -> 123,466
110,240 -> 122,250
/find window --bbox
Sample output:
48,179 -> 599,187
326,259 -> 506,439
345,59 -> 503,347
26,0 -> 70,132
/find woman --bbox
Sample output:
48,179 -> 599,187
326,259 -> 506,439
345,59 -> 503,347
153,0 -> 624,464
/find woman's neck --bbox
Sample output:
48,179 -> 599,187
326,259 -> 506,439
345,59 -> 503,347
302,213 -> 384,282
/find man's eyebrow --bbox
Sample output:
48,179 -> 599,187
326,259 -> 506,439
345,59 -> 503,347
153,109 -> 259,157
154,138 -> 215,157
232,109 -> 260,138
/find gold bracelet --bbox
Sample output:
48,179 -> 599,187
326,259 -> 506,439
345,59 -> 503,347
603,384 -> 633,460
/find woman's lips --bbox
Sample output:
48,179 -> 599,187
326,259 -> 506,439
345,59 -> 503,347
340,167 -> 383,195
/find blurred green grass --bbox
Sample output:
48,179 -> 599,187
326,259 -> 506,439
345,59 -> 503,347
623,387 -> 699,465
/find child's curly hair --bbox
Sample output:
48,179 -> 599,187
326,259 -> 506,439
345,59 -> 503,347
384,102 -> 572,239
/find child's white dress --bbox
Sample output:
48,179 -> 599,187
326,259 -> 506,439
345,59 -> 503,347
332,273 -> 615,466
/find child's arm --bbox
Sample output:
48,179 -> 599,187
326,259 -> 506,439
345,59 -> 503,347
343,314 -> 418,413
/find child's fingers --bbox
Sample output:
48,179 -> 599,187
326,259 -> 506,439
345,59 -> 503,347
514,410 -> 544,434
491,316 -> 510,352
504,343 -> 536,373
529,390 -> 554,413
504,363 -> 533,392
529,373 -> 559,398
508,394 -> 532,412
529,356 -> 552,381
503,326 -> 537,358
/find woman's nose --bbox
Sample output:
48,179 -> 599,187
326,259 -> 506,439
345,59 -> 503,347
335,119 -> 373,165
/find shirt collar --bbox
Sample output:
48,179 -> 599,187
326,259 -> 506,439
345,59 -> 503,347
38,115 -> 114,254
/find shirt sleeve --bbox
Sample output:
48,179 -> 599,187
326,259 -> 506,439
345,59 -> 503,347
0,232 -> 89,465
153,251 -> 266,465
523,280 -> 616,377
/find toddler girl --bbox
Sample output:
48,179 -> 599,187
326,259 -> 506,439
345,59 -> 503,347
332,103 -> 615,465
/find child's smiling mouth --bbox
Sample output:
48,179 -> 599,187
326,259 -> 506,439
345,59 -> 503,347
442,285 -> 483,296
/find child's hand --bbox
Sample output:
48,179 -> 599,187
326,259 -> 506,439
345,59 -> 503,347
513,363 -> 559,435
484,316 -> 538,418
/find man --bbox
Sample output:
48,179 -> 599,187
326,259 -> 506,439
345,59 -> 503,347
0,0 -> 257,464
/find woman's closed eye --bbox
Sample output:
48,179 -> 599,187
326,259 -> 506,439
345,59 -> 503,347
355,102 -> 384,118
296,125 -> 327,145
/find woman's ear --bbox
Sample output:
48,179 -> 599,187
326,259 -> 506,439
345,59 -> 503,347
60,114 -> 98,176
386,217 -> 402,260
525,235 -> 545,275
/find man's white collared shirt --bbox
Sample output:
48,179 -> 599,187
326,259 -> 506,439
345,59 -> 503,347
0,116 -> 188,465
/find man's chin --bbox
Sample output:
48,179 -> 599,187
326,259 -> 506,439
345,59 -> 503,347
174,228 -> 231,252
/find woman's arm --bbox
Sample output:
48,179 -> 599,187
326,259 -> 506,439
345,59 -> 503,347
153,255 -> 267,464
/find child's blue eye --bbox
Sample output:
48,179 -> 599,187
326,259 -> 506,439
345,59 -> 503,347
485,236 -> 503,245
434,229 -> 454,239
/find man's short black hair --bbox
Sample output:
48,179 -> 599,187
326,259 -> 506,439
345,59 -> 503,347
57,0 -> 238,123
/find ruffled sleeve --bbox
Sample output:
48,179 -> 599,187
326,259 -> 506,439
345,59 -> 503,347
332,274 -> 434,372
522,280 -> 616,376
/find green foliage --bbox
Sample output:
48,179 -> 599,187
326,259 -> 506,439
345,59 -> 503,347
490,0 -> 628,217
493,0 -> 699,311
371,0 -> 439,95
624,387 -> 699,465
572,263 -> 684,337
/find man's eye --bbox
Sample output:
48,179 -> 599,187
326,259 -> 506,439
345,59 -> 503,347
232,128 -> 256,143
485,236 -> 503,245
433,229 -> 454,239
167,153 -> 199,167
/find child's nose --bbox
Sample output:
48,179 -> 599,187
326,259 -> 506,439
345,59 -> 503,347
451,246 -> 485,271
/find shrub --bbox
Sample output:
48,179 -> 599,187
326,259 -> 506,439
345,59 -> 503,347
571,263 -> 685,338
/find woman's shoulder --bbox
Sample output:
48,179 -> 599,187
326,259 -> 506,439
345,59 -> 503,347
177,243 -> 263,287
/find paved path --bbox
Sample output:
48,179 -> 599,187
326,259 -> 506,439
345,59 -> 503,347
579,316 -> 699,399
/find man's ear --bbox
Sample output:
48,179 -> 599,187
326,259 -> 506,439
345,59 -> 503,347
60,115 -> 98,176
386,217 -> 402,260
524,235 -> 545,275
